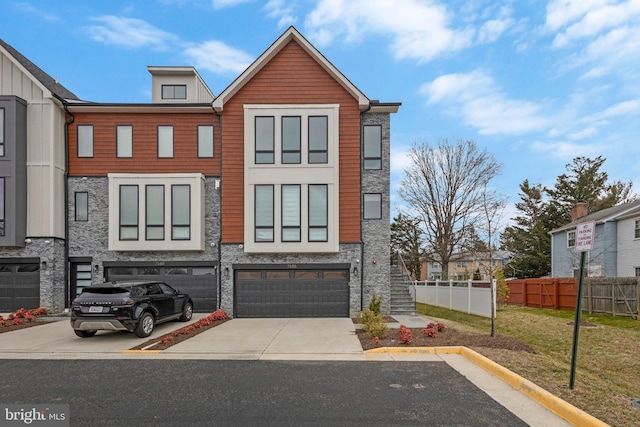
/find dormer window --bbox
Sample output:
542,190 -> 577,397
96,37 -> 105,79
161,85 -> 187,100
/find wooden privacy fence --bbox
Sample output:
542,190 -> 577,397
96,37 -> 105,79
507,277 -> 640,319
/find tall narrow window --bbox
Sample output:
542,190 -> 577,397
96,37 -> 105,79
308,116 -> 328,164
308,184 -> 328,242
255,117 -> 274,164
157,126 -> 174,158
282,185 -> 301,242
120,185 -> 138,240
364,125 -> 382,169
635,220 -> 640,239
198,125 -> 214,158
116,125 -> 133,158
162,85 -> 187,99
0,108 -> 4,156
282,116 -> 301,164
0,177 -> 4,236
77,125 -> 94,158
172,185 -> 190,240
75,192 -> 88,221
363,193 -> 382,219
255,185 -> 274,242
567,230 -> 576,248
146,185 -> 164,240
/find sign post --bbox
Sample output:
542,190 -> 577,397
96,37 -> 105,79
569,221 -> 595,389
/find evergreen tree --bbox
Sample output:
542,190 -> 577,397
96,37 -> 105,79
390,212 -> 423,280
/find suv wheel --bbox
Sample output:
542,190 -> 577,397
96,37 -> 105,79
74,330 -> 97,338
135,312 -> 155,338
179,302 -> 193,322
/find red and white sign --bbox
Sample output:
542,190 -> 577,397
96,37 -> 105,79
575,221 -> 595,252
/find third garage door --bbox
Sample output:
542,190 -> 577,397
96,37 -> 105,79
234,267 -> 349,318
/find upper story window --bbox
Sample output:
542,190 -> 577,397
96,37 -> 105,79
635,220 -> 640,239
363,125 -> 382,169
567,230 -> 576,248
255,184 -> 274,242
308,116 -> 328,164
0,108 -> 4,156
282,117 -> 301,164
282,184 -> 301,241
157,126 -> 174,158
197,125 -> 214,158
363,193 -> 382,219
75,192 -> 88,222
0,177 -> 4,236
77,125 -> 94,158
255,117 -> 275,164
161,85 -> 187,100
455,261 -> 468,268
308,184 -> 328,242
117,125 -> 133,158
109,173 -> 205,251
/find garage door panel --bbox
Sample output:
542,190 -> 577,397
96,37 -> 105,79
106,265 -> 217,313
0,262 -> 40,311
235,269 -> 349,318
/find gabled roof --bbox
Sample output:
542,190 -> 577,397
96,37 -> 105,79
212,26 -> 370,112
0,38 -> 79,100
550,199 -> 640,234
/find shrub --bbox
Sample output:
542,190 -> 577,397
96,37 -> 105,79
427,322 -> 446,332
368,293 -> 382,314
422,327 -> 437,337
399,324 -> 413,344
361,309 -> 387,339
212,309 -> 229,321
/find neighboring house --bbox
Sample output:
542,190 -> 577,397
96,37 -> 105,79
0,39 -> 79,312
419,251 -> 510,281
1,27 -> 400,317
550,199 -> 640,278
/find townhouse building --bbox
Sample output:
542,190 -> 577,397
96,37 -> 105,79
1,27 -> 400,317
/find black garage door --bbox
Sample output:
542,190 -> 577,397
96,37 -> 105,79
0,259 -> 40,311
234,267 -> 349,318
104,262 -> 217,313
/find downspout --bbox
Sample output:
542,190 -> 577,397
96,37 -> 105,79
53,93 -> 74,309
359,102 -> 372,311
211,101 -> 223,311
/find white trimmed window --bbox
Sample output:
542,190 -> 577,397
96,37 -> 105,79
635,220 -> 640,239
108,173 -> 204,251
162,85 -> 186,100
567,230 -> 576,248
244,105 -> 340,253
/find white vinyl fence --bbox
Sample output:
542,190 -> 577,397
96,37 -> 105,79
411,280 -> 496,318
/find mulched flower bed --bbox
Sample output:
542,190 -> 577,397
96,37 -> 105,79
0,308 -> 51,334
129,310 -> 230,351
356,326 -> 537,353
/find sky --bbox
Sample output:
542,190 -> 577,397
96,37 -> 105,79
2,0 -> 639,226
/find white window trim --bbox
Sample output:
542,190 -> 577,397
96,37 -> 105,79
108,173 -> 205,251
243,104 -> 340,253
567,230 -> 576,248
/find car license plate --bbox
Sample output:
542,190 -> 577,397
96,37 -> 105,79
88,306 -> 103,313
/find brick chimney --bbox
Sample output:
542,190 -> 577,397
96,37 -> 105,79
571,201 -> 589,221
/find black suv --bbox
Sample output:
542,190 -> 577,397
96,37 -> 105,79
71,281 -> 194,338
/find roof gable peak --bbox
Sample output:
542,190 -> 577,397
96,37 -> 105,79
212,26 -> 369,111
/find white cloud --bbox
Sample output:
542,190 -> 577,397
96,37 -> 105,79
12,2 -> 59,21
304,0 -> 481,63
86,16 -> 179,50
477,6 -> 515,44
545,0 -> 612,32
530,140 -> 600,159
183,40 -> 253,74
212,0 -> 252,9
420,70 -> 550,135
265,0 -> 297,27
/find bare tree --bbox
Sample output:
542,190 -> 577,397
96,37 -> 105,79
399,139 -> 502,280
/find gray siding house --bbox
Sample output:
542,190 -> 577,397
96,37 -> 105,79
550,200 -> 640,278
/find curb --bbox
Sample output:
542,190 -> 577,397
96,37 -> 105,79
366,346 -> 609,427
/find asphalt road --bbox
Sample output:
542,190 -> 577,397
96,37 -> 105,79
0,359 -> 528,426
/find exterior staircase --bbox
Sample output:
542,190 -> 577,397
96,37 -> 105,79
390,267 -> 416,315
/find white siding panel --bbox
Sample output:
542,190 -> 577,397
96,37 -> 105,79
617,217 -> 640,276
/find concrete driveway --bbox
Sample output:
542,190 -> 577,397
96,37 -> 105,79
0,316 -> 363,360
